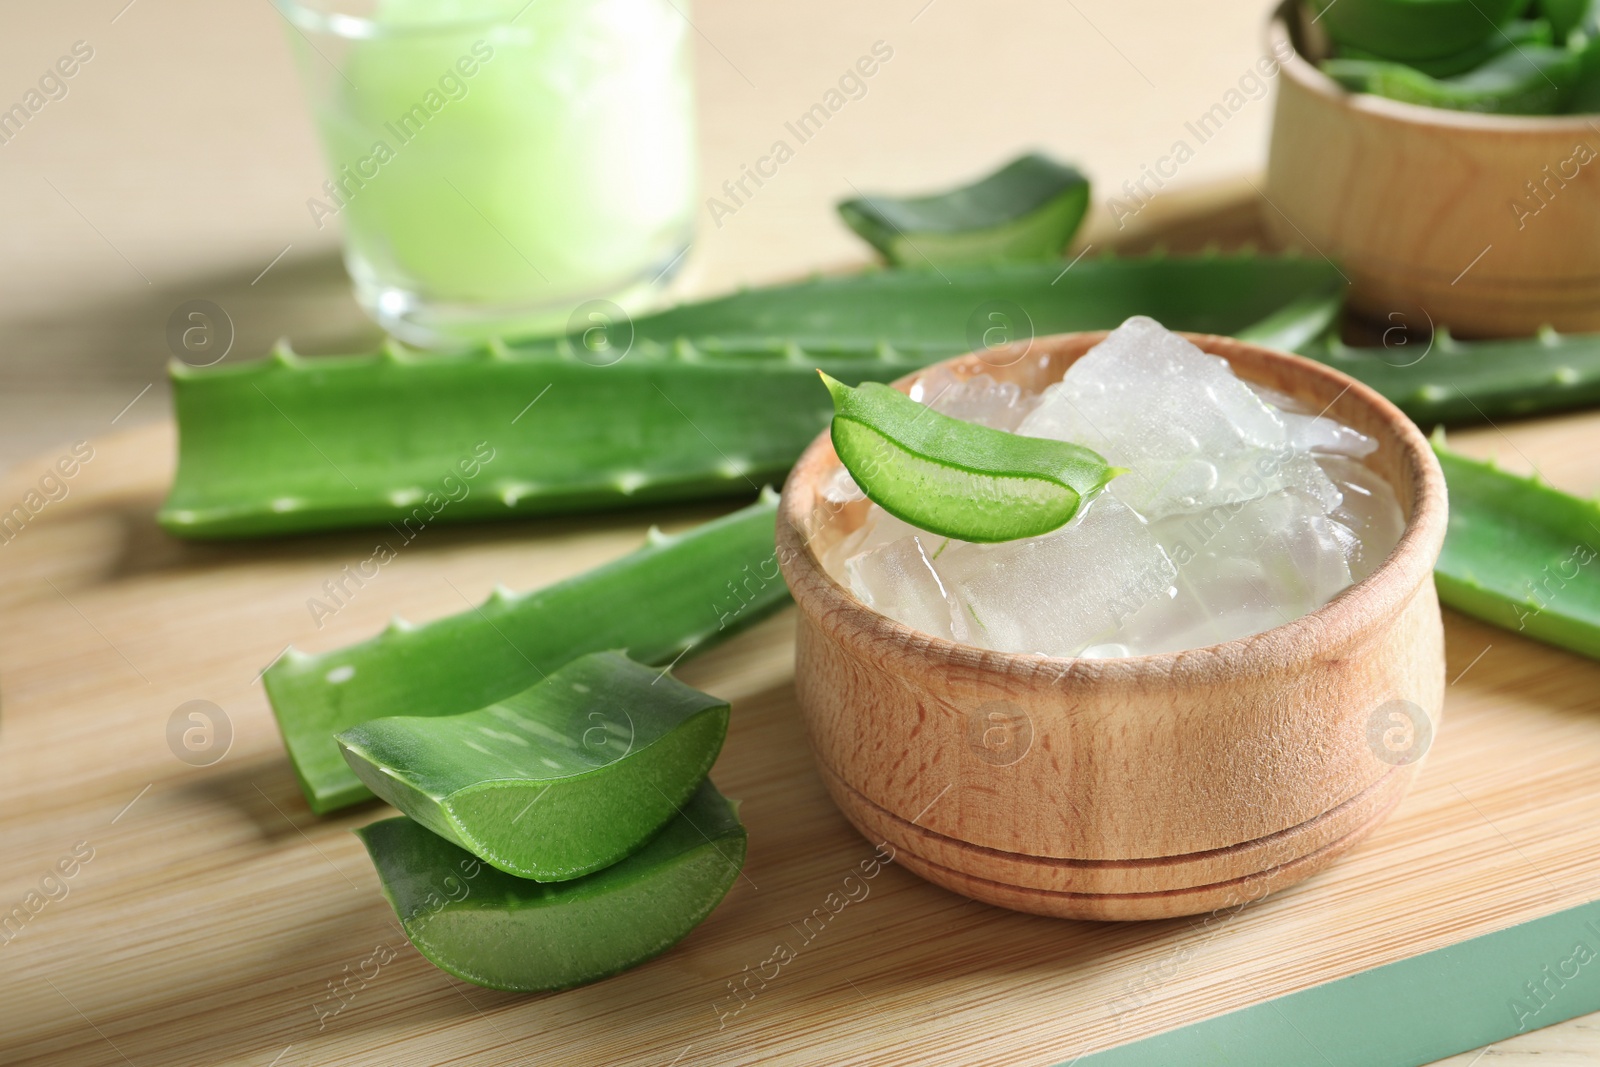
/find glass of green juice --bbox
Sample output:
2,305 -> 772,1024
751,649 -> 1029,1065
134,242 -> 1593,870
274,0 -> 696,348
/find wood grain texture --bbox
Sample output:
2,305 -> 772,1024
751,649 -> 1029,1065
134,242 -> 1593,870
777,334 -> 1448,919
1262,5 -> 1600,337
0,397 -> 1594,1066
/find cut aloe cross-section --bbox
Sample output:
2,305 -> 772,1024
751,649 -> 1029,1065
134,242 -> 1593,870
356,780 -> 747,992
338,651 -> 729,881
837,152 -> 1091,266
821,373 -> 1123,543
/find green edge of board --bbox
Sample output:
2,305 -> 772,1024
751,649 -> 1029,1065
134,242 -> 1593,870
1070,897 -> 1600,1066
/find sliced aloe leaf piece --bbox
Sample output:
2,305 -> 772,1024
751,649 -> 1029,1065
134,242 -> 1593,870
821,373 -> 1122,543
162,255 -> 1340,539
337,651 -> 728,881
1308,0 -> 1524,61
356,780 -> 746,992
267,493 -> 785,815
1336,18 -> 1553,77
836,153 -> 1090,266
1433,435 -> 1600,660
1322,46 -> 1581,114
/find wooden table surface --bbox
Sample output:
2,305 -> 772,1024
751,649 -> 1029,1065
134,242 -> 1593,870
1,2 -> 1597,1064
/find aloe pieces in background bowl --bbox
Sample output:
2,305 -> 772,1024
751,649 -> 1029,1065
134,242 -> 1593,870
338,652 -> 729,880
267,492 -> 787,815
357,780 -> 747,992
1308,0 -> 1600,113
836,153 -> 1090,266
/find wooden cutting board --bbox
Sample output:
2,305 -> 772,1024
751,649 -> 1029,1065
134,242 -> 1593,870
3,235 -> 1600,1062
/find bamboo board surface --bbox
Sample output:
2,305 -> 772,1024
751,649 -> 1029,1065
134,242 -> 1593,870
3,188 -> 1600,1064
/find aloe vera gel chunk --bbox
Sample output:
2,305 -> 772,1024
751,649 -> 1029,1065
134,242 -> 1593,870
824,317 -> 1402,655
338,651 -> 729,880
357,781 -> 747,992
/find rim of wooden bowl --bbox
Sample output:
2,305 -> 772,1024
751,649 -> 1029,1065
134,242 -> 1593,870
776,331 -> 1448,688
1270,1 -> 1600,134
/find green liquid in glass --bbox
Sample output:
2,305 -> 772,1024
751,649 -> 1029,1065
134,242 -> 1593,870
303,0 -> 695,345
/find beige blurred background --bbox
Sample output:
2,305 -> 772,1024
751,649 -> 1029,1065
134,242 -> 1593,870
0,2 -> 1591,1061
0,0 -> 1280,464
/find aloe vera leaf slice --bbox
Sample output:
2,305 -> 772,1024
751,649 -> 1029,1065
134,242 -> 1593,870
337,651 -> 728,881
1432,435 -> 1600,660
1307,0 -> 1524,61
1322,46 -> 1581,114
1335,18 -> 1553,77
267,493 -> 785,815
161,255 -> 1341,539
356,780 -> 746,992
821,374 -> 1122,543
836,153 -> 1091,266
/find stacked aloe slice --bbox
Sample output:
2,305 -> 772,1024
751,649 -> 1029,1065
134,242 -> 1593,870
344,651 -> 745,992
277,497 -> 787,991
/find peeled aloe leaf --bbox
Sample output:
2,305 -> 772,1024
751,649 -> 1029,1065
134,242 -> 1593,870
356,780 -> 746,992
836,153 -> 1090,266
162,255 -> 1340,539
337,651 -> 728,880
1323,47 -> 1581,114
1433,436 -> 1600,660
267,493 -> 785,815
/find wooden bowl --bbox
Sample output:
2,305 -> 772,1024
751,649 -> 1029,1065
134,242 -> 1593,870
1263,1 -> 1600,336
775,332 -> 1448,921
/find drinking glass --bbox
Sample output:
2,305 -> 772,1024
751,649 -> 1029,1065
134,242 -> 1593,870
274,0 -> 696,348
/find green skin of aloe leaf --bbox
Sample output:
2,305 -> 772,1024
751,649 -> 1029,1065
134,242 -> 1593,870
337,651 -> 728,881
1236,290 -> 1600,427
161,256 -> 1340,539
1322,46 -> 1583,114
822,374 -> 1122,543
267,493 -> 786,815
1308,0 -> 1525,61
1432,439 -> 1600,660
836,152 -> 1091,267
1335,18 -> 1553,78
356,779 -> 746,992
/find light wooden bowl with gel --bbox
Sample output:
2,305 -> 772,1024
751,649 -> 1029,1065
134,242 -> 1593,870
775,332 -> 1448,921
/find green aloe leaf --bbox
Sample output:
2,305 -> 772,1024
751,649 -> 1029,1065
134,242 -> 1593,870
836,153 -> 1091,266
1235,294 -> 1600,427
1432,435 -> 1600,660
1322,46 -> 1582,114
356,780 -> 746,992
1335,18 -> 1553,78
267,493 -> 786,815
161,255 -> 1340,539
337,651 -> 728,881
1308,0 -> 1524,61
820,373 -> 1123,543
